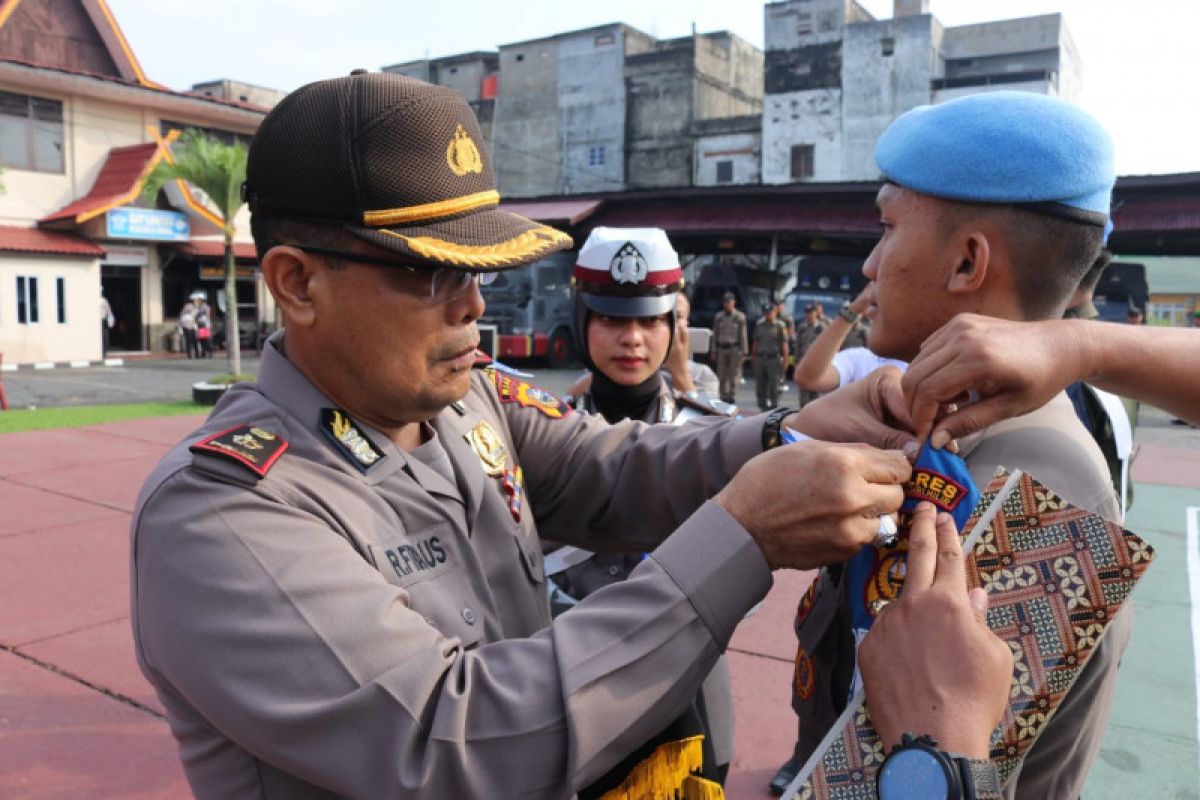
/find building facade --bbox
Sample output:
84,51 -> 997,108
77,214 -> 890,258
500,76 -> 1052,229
0,0 -> 267,365
762,0 -> 1081,183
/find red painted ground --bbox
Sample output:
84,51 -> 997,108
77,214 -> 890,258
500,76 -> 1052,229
4,413 -> 1195,798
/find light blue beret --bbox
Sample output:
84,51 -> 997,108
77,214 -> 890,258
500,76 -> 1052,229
875,91 -> 1115,220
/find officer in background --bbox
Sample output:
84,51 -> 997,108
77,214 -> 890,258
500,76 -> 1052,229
751,302 -> 789,411
775,298 -> 796,386
795,303 -> 827,406
130,71 -> 916,799
551,226 -> 737,789
711,290 -> 748,404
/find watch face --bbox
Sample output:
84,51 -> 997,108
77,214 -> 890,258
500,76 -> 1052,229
878,748 -> 951,799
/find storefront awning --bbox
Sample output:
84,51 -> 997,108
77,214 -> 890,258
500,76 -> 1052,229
40,142 -> 165,225
171,240 -> 258,260
0,225 -> 105,257
499,198 -> 602,227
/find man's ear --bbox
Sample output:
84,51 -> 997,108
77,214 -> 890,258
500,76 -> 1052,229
261,246 -> 320,328
946,230 -> 991,295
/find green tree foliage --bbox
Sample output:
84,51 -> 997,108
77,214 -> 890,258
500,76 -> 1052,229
142,130 -> 249,376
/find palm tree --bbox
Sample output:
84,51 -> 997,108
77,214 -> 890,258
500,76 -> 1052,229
143,130 -> 249,376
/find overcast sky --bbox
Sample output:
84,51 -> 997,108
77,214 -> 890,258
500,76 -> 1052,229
107,0 -> 1199,176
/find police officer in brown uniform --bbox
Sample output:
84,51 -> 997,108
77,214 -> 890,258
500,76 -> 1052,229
751,303 -> 789,411
795,303 -> 827,406
711,291 -> 748,404
130,71 -> 915,799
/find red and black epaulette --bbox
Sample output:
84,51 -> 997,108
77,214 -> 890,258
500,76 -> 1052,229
190,424 -> 288,478
472,350 -> 494,368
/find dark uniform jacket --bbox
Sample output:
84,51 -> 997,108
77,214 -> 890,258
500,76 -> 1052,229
131,338 -> 771,799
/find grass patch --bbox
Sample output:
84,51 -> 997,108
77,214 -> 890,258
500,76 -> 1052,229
206,373 -> 256,386
0,401 -> 207,434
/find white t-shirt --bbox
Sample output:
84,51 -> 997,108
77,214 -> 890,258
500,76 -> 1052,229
831,347 -> 908,388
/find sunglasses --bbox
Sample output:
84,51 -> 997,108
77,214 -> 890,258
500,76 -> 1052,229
290,244 -> 498,302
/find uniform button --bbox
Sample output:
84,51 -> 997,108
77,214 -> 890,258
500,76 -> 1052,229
608,566 -> 621,577
461,608 -> 477,626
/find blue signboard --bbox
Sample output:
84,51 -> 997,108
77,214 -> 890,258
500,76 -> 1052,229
106,207 -> 190,241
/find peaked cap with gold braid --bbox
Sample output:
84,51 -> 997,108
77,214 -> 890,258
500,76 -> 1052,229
244,70 -> 571,271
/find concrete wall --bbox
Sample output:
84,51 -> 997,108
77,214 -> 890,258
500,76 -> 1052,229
557,27 -> 627,194
694,130 -> 761,185
626,41 -> 694,189
494,25 -> 629,196
762,88 -> 842,183
493,38 -> 561,196
0,252 -> 101,363
694,33 -> 763,119
841,14 -> 938,179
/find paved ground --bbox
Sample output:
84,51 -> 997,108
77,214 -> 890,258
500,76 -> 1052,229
1,358 -> 1197,798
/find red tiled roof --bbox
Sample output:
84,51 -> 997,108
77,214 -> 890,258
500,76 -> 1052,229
172,240 -> 258,260
41,142 -> 162,224
0,226 -> 104,256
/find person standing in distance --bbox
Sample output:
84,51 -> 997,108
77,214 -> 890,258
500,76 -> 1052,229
711,290 -> 748,404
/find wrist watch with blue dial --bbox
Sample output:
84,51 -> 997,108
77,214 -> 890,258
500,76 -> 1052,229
876,733 -> 1002,800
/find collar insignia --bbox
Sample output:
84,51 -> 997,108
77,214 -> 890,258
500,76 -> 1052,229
465,419 -> 507,477
610,242 -> 648,285
320,408 -> 385,472
446,123 -> 483,176
190,424 -> 288,477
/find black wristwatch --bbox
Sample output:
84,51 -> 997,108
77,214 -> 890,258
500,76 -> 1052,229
838,305 -> 861,324
876,733 -> 1002,800
761,406 -> 797,450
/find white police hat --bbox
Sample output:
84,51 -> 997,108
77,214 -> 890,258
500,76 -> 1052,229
573,227 -> 683,317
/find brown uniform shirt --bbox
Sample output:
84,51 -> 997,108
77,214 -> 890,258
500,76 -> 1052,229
131,338 -> 772,799
793,394 -> 1128,799
712,309 -> 748,354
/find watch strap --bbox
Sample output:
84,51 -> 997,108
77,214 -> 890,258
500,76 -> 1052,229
761,406 -> 797,450
954,756 -> 1003,800
838,306 -> 860,324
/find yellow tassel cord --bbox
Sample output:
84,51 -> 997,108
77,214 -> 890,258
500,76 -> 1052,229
598,735 -> 723,800
683,775 -> 726,800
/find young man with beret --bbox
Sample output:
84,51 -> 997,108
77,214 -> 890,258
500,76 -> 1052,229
786,91 -> 1129,799
130,71 -> 926,799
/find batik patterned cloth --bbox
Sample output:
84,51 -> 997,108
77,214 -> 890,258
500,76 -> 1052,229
786,468 -> 1155,799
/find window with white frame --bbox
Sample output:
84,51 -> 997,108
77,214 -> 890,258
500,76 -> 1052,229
588,145 -> 606,167
16,275 -> 39,324
0,91 -> 64,173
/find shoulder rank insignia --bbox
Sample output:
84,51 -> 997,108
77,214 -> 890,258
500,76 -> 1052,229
320,408 -> 386,472
190,425 -> 288,478
486,366 -> 571,419
465,419 -> 508,477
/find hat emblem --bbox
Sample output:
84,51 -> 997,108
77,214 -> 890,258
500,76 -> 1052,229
609,243 -> 648,285
446,124 -> 483,177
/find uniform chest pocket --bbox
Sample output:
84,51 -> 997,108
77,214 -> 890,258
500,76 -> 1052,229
368,524 -> 460,591
368,524 -> 484,648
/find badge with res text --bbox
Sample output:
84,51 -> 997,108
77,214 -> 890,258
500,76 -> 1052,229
190,424 -> 288,478
501,465 -> 525,523
465,420 -> 508,477
320,408 -> 385,472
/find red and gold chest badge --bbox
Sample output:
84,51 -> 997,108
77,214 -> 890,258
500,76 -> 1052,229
465,420 -> 508,477
487,367 -> 571,419
190,425 -> 288,477
794,574 -> 821,630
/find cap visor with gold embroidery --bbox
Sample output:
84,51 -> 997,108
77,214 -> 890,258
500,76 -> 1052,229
245,71 -> 572,272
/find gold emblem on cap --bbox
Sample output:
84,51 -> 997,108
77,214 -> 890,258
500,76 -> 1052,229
465,420 -> 507,477
446,124 -> 483,177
